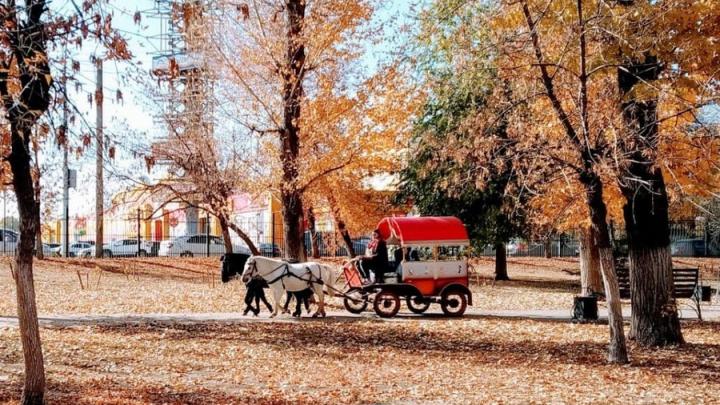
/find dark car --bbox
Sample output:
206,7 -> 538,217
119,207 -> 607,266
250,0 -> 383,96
671,239 -> 718,257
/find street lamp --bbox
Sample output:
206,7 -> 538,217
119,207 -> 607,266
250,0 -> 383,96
696,216 -> 707,256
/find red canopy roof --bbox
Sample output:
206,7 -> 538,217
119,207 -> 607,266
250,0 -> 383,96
377,216 -> 470,246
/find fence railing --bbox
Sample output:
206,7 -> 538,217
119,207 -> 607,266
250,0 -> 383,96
1,217 -> 717,258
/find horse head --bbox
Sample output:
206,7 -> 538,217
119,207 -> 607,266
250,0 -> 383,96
241,255 -> 258,284
220,253 -> 251,283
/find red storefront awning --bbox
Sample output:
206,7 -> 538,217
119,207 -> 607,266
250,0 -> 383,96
376,216 -> 470,246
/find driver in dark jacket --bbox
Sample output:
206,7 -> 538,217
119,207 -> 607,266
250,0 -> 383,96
360,229 -> 389,284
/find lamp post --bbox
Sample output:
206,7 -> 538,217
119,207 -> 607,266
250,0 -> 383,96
696,216 -> 707,257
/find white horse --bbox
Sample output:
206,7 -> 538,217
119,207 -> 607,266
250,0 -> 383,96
241,256 -> 336,318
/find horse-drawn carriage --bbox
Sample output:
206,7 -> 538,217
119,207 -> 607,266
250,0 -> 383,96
342,216 -> 473,318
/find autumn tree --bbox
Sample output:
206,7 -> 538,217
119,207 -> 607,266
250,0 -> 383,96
129,134 -> 263,255
603,0 -> 720,346
0,0 -> 129,401
396,82 -> 526,280
418,0 -> 629,362
209,1 -> 416,261
471,0 -> 720,354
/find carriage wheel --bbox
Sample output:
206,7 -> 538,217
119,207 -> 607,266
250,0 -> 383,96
440,291 -> 467,317
343,288 -> 368,314
406,296 -> 431,314
373,290 -> 400,318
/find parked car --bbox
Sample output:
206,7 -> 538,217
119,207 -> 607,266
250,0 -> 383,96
78,239 -> 154,258
35,243 -> 56,256
0,229 -> 18,255
259,243 -> 282,257
671,239 -> 719,257
158,235 -> 251,257
52,242 -> 93,257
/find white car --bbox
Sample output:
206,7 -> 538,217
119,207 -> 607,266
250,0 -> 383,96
158,235 -> 250,257
52,242 -> 93,257
78,239 -> 154,258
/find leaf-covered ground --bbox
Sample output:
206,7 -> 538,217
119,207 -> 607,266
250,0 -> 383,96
1,319 -> 719,404
1,256 -> 719,403
0,256 -> 587,316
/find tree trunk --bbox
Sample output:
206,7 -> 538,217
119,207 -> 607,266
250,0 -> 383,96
307,207 -> 320,259
494,241 -> 509,280
543,237 -> 552,258
227,221 -> 260,255
34,224 -> 43,260
218,215 -> 233,254
327,194 -> 355,258
279,0 -> 307,262
281,192 -> 306,261
618,58 -> 683,346
579,227 -> 602,296
582,172 -> 629,364
9,123 -> 46,404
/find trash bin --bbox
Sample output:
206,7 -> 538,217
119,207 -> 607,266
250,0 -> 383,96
701,286 -> 712,302
572,295 -> 598,322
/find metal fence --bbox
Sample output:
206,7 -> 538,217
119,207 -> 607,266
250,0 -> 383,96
1,214 -> 717,258
478,237 -> 581,258
0,216 -> 371,259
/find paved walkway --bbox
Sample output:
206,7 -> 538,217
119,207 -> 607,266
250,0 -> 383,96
1,305 -> 718,329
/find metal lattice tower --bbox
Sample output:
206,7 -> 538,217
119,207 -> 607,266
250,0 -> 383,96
149,0 -> 215,163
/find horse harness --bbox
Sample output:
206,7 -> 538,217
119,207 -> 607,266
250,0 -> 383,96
248,260 -> 325,290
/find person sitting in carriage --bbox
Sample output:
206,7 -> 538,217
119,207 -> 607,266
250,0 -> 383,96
358,229 -> 389,284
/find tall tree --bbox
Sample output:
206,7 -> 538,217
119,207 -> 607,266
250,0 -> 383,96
440,0 -> 631,362
210,1 -> 414,261
398,1 -> 526,280
0,0 -> 128,400
483,0 -> 720,352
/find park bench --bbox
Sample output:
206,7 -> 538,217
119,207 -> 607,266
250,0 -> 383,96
616,265 -> 702,320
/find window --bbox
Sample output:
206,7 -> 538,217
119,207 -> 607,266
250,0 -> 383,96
188,236 -> 201,244
123,240 -> 136,246
190,235 -> 207,244
404,246 -> 433,261
212,236 -> 224,245
5,233 -> 17,243
437,246 -> 466,261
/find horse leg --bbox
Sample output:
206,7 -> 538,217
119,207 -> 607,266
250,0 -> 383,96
253,294 -> 261,316
303,293 -> 310,314
270,287 -> 282,318
312,285 -> 325,318
293,296 -> 302,317
283,291 -> 292,314
259,290 -> 273,313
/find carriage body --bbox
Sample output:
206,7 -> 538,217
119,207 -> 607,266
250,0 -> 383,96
342,216 -> 472,318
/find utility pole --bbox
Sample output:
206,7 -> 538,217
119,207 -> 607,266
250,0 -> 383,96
137,208 -> 141,257
205,211 -> 210,257
61,60 -> 70,258
2,189 -> 5,254
95,58 -> 104,258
